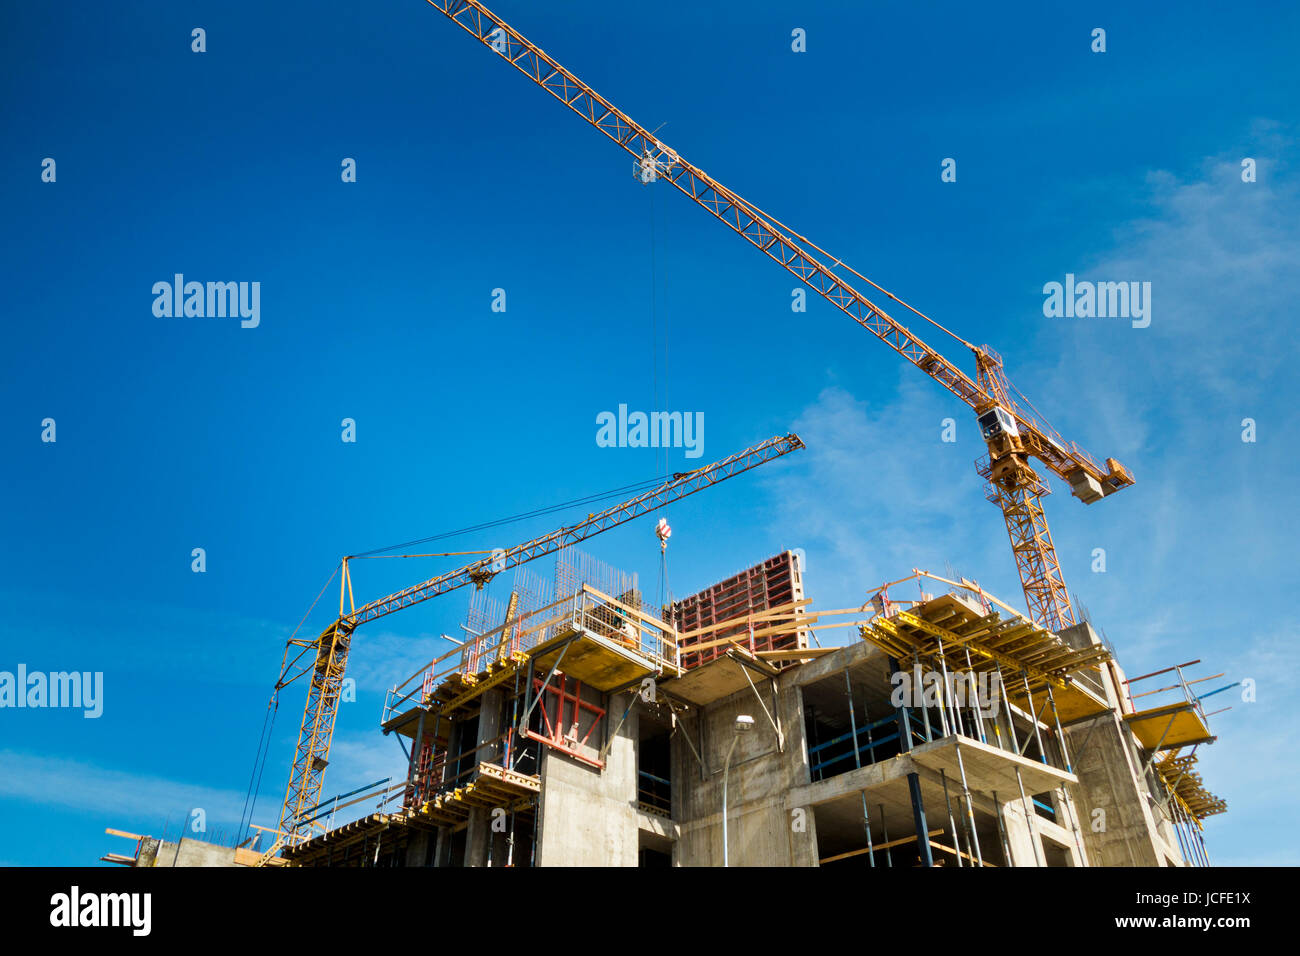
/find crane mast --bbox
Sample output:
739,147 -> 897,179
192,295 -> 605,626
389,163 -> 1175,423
275,433 -> 803,845
423,0 -> 1134,633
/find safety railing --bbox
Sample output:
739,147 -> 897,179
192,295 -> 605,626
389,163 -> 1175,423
1123,660 -> 1219,723
637,770 -> 672,817
384,585 -> 679,726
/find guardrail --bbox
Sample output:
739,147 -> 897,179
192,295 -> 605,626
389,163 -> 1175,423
383,585 -> 679,726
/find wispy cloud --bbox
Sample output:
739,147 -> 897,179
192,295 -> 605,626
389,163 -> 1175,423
765,378 -> 1018,624
0,749 -> 245,826
345,629 -> 447,695
766,130 -> 1300,865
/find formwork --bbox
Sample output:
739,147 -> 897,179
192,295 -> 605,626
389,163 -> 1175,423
671,550 -> 809,670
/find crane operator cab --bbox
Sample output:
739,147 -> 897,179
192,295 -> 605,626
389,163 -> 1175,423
978,406 -> 1020,442
976,406 -> 1033,486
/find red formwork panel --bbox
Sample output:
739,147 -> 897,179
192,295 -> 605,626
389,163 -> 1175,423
671,551 -> 809,671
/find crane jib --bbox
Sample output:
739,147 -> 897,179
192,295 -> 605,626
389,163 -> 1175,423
421,1 -> 1133,637
274,432 -> 803,843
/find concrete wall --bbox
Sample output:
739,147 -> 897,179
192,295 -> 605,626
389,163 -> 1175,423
673,677 -> 818,866
141,837 -> 240,867
1065,712 -> 1184,866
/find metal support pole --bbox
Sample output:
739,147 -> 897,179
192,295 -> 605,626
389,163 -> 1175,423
735,657 -> 783,750
965,647 -> 988,744
891,658 -> 914,752
845,668 -> 862,769
908,772 -> 933,867
1046,685 -> 1087,865
937,638 -> 964,738
860,791 -> 875,868
915,653 -> 934,741
953,740 -> 984,866
722,734 -> 741,867
1022,671 -> 1048,761
518,639 -> 572,730
881,803 -> 892,868
598,693 -> 639,761
1047,684 -> 1071,771
1196,821 -> 1211,867
940,769 -> 964,867
1140,714 -> 1180,778
997,665 -> 1019,753
1015,766 -> 1044,867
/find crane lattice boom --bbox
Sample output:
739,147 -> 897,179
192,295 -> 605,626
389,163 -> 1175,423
424,0 -> 1134,633
275,433 -> 803,843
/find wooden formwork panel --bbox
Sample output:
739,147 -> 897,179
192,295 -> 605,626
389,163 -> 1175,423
672,551 -> 808,671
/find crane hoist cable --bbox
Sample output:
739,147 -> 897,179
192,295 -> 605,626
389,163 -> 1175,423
242,559 -> 341,841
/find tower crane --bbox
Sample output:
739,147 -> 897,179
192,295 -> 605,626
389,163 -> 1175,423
273,433 -> 803,847
423,0 -> 1134,634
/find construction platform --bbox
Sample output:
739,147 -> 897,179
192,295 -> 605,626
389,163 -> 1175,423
659,646 -> 781,707
861,591 -> 1112,724
1155,752 -> 1227,821
1125,702 -> 1216,750
382,584 -> 682,734
415,761 -> 541,827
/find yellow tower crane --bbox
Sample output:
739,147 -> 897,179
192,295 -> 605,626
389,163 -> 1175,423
422,0 -> 1134,633
271,434 -> 803,849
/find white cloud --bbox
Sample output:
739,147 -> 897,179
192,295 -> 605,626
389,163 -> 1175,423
764,379 -> 1021,625
344,628 -> 447,695
764,131 -> 1300,866
0,749 -> 244,825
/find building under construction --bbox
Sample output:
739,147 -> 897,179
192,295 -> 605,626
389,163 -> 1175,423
102,1 -> 1233,870
213,546 -> 1226,869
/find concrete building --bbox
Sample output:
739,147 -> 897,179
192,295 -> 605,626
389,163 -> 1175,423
144,549 -> 1225,869
102,830 -> 274,867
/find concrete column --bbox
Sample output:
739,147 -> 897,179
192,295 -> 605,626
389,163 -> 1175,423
994,797 -> 1037,866
465,689 -> 507,866
535,691 -> 639,865
404,829 -> 433,867
1065,713 -> 1167,866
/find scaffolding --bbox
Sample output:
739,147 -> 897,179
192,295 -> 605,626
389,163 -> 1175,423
823,571 -> 1117,867
362,548 -> 682,864
860,571 -> 1113,727
1153,749 -> 1224,868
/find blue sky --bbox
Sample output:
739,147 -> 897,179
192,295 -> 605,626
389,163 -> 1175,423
1,0 -> 1296,866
